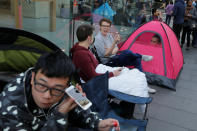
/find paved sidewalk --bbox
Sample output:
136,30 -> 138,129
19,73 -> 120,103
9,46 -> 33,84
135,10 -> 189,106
146,47 -> 197,131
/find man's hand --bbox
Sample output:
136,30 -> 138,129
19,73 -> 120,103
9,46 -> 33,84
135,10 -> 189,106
75,84 -> 84,95
58,97 -> 77,114
113,68 -> 122,77
187,14 -> 192,17
98,119 -> 120,131
114,33 -> 121,43
58,84 -> 84,114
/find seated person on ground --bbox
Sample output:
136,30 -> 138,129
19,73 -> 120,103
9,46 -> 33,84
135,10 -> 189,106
94,18 -> 153,72
0,51 -> 120,131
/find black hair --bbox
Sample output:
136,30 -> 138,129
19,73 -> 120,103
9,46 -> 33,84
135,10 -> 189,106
34,51 -> 76,80
152,8 -> 156,15
186,0 -> 192,5
152,34 -> 161,43
170,1 -> 173,4
76,24 -> 94,42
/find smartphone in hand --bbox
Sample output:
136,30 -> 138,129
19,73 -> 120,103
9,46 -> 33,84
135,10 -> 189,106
65,85 -> 92,110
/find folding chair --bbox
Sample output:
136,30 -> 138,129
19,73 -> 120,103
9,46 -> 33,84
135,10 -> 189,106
81,72 -> 152,131
89,44 -> 135,69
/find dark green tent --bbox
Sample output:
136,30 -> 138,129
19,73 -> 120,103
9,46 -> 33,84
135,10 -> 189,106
0,27 -> 61,91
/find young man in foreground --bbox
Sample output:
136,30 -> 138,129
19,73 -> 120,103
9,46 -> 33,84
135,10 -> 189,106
0,51 -> 120,131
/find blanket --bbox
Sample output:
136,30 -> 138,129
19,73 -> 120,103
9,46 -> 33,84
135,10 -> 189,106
95,64 -> 149,97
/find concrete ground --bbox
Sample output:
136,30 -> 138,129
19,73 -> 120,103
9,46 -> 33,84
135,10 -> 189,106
146,47 -> 197,131
1,10 -> 197,131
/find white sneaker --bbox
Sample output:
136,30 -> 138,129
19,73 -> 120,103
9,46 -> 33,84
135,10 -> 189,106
142,55 -> 153,61
148,87 -> 156,94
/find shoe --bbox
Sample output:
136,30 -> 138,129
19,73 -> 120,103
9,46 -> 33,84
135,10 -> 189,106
192,45 -> 197,48
148,87 -> 156,94
142,55 -> 153,61
186,47 -> 190,50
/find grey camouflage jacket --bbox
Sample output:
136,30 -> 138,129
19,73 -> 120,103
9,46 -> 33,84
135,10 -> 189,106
0,68 -> 101,131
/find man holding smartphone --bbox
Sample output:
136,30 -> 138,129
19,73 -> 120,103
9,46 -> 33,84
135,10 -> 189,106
0,51 -> 120,131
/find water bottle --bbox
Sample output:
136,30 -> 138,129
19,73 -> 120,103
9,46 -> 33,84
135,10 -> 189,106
110,121 -> 118,131
111,127 -> 116,131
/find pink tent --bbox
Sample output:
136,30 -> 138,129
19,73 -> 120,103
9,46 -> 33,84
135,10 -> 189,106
119,21 -> 183,90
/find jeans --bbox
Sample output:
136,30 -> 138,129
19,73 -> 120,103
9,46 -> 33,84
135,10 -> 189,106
106,50 -> 143,71
165,15 -> 171,25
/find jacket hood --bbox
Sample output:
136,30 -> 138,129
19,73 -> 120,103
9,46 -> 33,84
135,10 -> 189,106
176,0 -> 185,4
23,68 -> 46,117
70,43 -> 89,55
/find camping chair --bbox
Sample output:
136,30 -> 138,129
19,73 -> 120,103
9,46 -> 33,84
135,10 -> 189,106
89,43 -> 136,69
81,72 -> 152,131
89,44 -> 117,66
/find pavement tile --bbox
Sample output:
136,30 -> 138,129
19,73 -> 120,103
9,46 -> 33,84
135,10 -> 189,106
148,104 -> 197,130
147,118 -> 188,131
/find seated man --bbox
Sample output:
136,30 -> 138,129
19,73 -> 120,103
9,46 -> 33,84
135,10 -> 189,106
94,18 -> 153,72
0,51 -> 120,131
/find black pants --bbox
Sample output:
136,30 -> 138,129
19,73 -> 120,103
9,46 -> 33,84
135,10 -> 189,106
192,28 -> 197,46
173,23 -> 183,40
119,101 -> 135,119
181,26 -> 192,47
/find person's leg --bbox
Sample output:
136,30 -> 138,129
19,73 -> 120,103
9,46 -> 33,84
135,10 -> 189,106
186,28 -> 191,50
179,24 -> 183,40
117,50 -> 143,71
181,26 -> 187,47
166,15 -> 171,25
165,15 -> 169,24
120,50 -> 142,59
119,101 -> 135,119
192,29 -> 197,47
168,15 -> 171,25
173,24 -> 182,40
106,50 -> 143,71
173,24 -> 179,39
111,50 -> 153,71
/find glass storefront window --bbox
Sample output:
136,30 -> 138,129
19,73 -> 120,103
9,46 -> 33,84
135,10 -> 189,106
0,0 -> 153,54
75,0 -> 152,41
